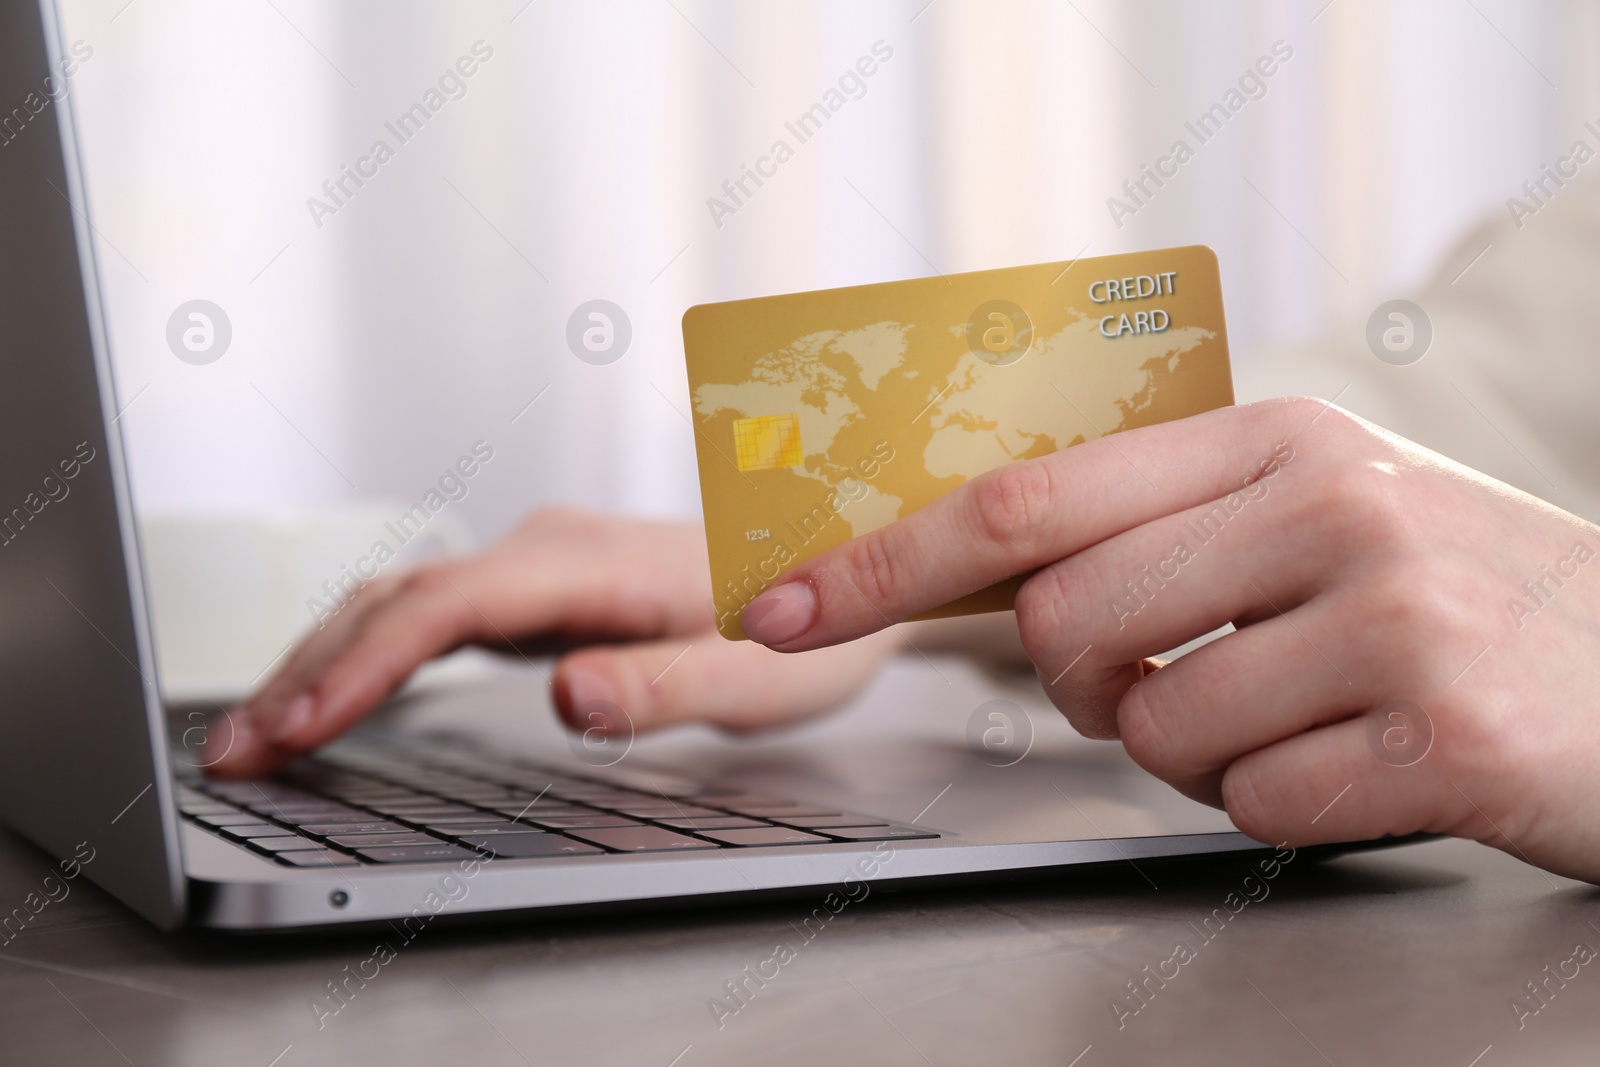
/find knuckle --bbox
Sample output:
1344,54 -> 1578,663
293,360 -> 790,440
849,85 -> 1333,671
1260,394 -> 1352,434
1048,682 -> 1119,740
1327,464 -> 1410,542
1369,567 -> 1433,633
1279,462 -> 1405,560
1282,394 -> 1334,419
399,565 -> 476,637
1357,581 -> 1488,700
1045,660 -> 1140,741
1014,566 -> 1075,659
1116,680 -> 1185,778
1220,758 -> 1280,841
837,528 -> 902,612
533,504 -> 583,522
399,563 -> 451,599
519,504 -> 587,533
971,460 -> 1055,553
1431,700 -> 1500,781
1363,563 -> 1472,656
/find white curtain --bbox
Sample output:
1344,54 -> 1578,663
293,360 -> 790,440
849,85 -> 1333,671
64,0 -> 1596,540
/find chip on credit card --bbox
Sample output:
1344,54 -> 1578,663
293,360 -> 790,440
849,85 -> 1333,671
682,244 -> 1235,640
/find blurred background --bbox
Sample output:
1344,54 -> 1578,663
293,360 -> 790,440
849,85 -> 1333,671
53,0 -> 1600,693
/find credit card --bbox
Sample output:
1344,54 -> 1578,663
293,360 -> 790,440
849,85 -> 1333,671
682,244 -> 1234,640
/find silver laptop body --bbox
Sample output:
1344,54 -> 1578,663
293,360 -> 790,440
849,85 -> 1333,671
0,0 -> 1316,934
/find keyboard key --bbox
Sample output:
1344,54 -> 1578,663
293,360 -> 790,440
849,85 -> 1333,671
686,792 -> 789,807
610,805 -> 723,818
247,837 -> 327,852
775,815 -> 896,829
356,843 -> 480,863
817,825 -> 939,841
371,803 -> 481,817
181,804 -> 240,816
497,776 -> 580,792
693,827 -> 833,847
249,801 -> 363,816
729,805 -> 840,819
317,780 -> 419,791
565,827 -> 719,853
423,822 -> 546,836
218,823 -> 295,839
584,770 -> 700,796
485,804 -> 590,819
456,834 -> 603,859
326,832 -> 442,848
267,809 -> 373,825
321,787 -> 420,799
275,848 -> 364,868
551,791 -> 641,804
240,798 -> 326,812
525,814 -> 643,830
393,813 -> 501,827
655,816 -> 769,830
299,821 -> 411,836
205,783 -> 291,800
196,812 -> 278,827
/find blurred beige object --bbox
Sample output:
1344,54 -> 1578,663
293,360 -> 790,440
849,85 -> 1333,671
1237,178 -> 1600,525
140,504 -> 470,701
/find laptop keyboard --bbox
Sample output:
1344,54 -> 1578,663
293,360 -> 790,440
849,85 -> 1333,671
177,739 -> 937,868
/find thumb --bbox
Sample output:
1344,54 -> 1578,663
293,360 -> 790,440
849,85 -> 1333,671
552,629 -> 903,736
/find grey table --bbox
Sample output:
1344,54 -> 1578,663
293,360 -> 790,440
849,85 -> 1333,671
2,656 -> 1596,1066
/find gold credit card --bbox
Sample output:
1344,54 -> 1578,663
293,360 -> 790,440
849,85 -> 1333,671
682,245 -> 1235,640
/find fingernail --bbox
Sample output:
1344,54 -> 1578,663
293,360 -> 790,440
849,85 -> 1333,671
268,693 -> 316,745
741,582 -> 817,645
562,668 -> 619,729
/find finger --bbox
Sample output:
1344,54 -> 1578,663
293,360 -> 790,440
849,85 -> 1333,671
1021,465 -> 1331,682
552,628 -> 903,735
740,399 -> 1310,651
210,566 -> 496,777
198,709 -> 281,779
272,568 -> 498,751
1220,715 -> 1455,847
206,580 -> 405,778
1114,600 -> 1381,803
238,575 -> 405,726
1015,465 -> 1328,735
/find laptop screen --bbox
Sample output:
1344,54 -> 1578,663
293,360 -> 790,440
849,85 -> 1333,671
0,0 -> 185,930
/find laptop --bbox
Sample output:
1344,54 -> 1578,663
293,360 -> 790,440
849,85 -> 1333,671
0,0 -> 1362,934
